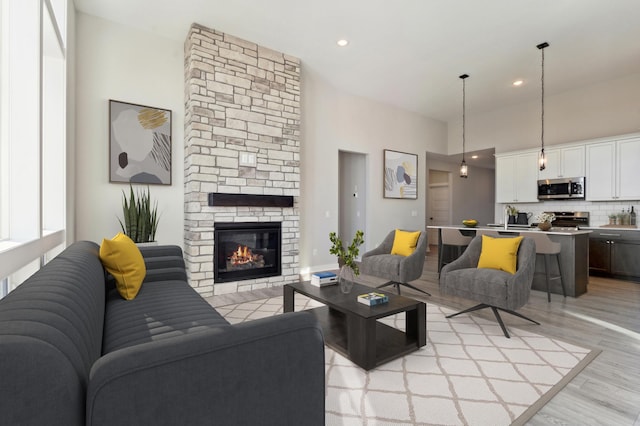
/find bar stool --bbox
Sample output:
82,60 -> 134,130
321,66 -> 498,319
476,229 -> 500,238
530,232 -> 567,302
439,228 -> 473,272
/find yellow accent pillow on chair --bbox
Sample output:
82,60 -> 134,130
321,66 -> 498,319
477,235 -> 523,274
391,230 -> 421,256
99,232 -> 146,300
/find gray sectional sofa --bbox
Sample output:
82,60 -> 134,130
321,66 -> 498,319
0,241 -> 325,425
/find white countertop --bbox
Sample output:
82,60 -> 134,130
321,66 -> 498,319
427,225 -> 592,236
583,226 -> 640,232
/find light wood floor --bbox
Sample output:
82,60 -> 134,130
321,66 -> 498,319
209,248 -> 640,425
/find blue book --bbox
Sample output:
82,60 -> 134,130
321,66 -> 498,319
357,292 -> 389,306
312,271 -> 337,279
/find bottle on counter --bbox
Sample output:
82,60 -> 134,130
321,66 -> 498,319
631,206 -> 637,226
620,209 -> 629,226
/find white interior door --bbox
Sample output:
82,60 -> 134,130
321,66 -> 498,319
427,181 -> 451,246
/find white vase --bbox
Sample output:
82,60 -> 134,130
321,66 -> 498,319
338,265 -> 355,294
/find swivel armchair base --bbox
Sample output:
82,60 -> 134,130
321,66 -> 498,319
446,303 -> 540,338
377,280 -> 431,296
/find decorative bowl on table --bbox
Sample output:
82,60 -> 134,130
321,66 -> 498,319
462,219 -> 478,228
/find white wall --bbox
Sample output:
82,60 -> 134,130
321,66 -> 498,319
300,69 -> 448,271
75,13 -> 184,245
447,72 -> 640,154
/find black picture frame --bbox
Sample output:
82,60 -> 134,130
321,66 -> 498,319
109,99 -> 172,185
383,149 -> 418,199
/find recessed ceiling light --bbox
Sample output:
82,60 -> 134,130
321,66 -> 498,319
337,39 -> 349,47
513,80 -> 524,86
471,155 -> 479,159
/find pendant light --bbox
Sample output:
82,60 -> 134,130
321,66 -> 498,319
537,42 -> 549,171
459,73 -> 469,178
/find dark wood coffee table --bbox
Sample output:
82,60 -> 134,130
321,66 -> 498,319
284,281 -> 426,370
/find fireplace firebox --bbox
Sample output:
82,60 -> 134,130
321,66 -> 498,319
214,222 -> 281,283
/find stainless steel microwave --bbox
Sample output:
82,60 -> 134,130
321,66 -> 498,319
537,177 -> 585,200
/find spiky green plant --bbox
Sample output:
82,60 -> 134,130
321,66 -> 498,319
118,185 -> 159,243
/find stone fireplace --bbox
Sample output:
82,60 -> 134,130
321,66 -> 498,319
213,221 -> 281,283
184,24 -> 300,296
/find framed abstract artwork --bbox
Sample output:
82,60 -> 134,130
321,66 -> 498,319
383,149 -> 418,199
109,100 -> 172,185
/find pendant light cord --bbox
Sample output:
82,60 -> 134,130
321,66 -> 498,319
462,76 -> 466,162
459,74 -> 469,178
537,42 -> 549,171
541,46 -> 545,153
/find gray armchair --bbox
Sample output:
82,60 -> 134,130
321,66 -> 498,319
439,235 -> 538,338
360,230 -> 430,296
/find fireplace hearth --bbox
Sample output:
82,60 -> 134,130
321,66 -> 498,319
214,222 -> 281,283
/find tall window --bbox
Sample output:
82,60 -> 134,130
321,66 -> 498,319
0,0 -> 67,297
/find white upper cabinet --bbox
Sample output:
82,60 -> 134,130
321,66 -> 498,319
496,151 -> 539,203
586,138 -> 640,201
617,138 -> 640,200
538,145 -> 585,180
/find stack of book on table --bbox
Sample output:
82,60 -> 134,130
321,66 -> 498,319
357,292 -> 389,306
310,271 -> 337,287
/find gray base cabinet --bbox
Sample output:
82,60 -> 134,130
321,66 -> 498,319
589,229 -> 640,282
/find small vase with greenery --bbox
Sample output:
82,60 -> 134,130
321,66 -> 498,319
329,230 -> 364,293
329,230 -> 364,274
119,185 -> 160,243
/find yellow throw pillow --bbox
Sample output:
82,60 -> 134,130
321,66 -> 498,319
477,235 -> 523,274
99,232 -> 146,300
390,230 -> 421,256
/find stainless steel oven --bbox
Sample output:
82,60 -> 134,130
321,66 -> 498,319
544,211 -> 590,229
537,177 -> 585,200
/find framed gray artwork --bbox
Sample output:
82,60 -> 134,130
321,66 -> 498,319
383,149 -> 418,199
109,100 -> 172,185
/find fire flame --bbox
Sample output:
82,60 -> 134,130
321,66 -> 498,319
229,245 -> 258,265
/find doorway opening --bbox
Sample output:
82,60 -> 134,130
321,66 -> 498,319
338,151 -> 367,253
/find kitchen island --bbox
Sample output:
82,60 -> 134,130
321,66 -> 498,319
428,225 -> 591,297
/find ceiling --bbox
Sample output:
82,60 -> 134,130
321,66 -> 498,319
74,0 -> 640,123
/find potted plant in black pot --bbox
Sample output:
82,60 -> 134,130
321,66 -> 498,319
119,185 -> 160,244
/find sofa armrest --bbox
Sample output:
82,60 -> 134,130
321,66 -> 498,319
143,267 -> 187,283
139,245 -> 187,282
87,312 -> 325,426
137,244 -> 183,259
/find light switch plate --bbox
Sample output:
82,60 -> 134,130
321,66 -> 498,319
239,152 -> 257,167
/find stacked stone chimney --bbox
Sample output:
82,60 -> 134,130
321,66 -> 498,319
184,24 -> 300,296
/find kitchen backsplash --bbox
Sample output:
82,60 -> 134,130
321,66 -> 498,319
495,200 -> 639,227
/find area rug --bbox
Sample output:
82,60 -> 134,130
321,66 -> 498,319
216,296 -> 599,426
